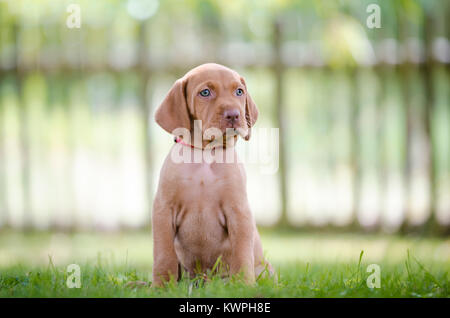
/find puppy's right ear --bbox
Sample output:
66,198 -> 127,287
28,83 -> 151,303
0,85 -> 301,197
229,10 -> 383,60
155,78 -> 191,134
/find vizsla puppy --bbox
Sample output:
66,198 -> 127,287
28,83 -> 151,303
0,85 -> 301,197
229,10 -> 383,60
152,63 -> 274,287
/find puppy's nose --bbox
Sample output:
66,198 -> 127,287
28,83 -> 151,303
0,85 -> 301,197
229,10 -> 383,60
223,109 -> 240,124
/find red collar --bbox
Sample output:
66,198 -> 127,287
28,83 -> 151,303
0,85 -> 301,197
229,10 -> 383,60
174,136 -> 195,149
174,136 -> 235,150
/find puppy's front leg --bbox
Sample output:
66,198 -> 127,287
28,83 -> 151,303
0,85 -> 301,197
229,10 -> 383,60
152,199 -> 178,287
225,203 -> 255,284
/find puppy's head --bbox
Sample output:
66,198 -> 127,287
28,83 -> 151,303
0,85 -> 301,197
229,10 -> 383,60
155,63 -> 258,141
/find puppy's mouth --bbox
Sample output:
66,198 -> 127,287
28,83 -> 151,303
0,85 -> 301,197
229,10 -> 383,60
231,127 -> 248,139
204,128 -> 248,147
220,123 -> 248,139
220,120 -> 248,138
203,125 -> 249,142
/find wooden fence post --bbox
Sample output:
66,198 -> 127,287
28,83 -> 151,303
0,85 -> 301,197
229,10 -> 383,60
138,20 -> 153,229
422,10 -> 438,233
349,67 -> 361,228
0,75 -> 6,227
396,7 -> 413,233
14,23 -> 32,230
273,19 -> 289,228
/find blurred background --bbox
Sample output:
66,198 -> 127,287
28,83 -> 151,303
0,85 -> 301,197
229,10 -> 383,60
0,0 -> 449,236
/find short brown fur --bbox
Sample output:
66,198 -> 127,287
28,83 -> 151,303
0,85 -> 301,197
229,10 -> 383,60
152,63 -> 273,287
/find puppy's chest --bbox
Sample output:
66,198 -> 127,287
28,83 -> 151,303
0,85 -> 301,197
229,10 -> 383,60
172,163 -> 233,227
177,163 -> 229,199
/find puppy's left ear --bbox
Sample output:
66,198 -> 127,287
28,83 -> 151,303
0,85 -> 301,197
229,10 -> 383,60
240,77 -> 258,141
155,77 -> 191,135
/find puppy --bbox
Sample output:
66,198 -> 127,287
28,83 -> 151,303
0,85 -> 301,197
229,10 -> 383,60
152,63 -> 274,287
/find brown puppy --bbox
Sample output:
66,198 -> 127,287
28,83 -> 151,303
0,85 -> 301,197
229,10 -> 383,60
152,63 -> 274,287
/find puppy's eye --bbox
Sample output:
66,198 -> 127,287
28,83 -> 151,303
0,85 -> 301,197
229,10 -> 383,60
199,89 -> 211,97
235,88 -> 244,96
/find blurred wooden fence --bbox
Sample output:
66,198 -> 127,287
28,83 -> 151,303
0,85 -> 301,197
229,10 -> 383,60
0,11 -> 449,232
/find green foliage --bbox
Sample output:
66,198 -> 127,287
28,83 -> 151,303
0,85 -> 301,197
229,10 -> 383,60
0,255 -> 447,298
0,232 -> 448,297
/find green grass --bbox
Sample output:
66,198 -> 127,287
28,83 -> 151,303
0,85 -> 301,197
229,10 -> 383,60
0,230 -> 448,297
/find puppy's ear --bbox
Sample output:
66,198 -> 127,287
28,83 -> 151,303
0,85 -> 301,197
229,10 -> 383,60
240,77 -> 258,141
155,78 -> 191,134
